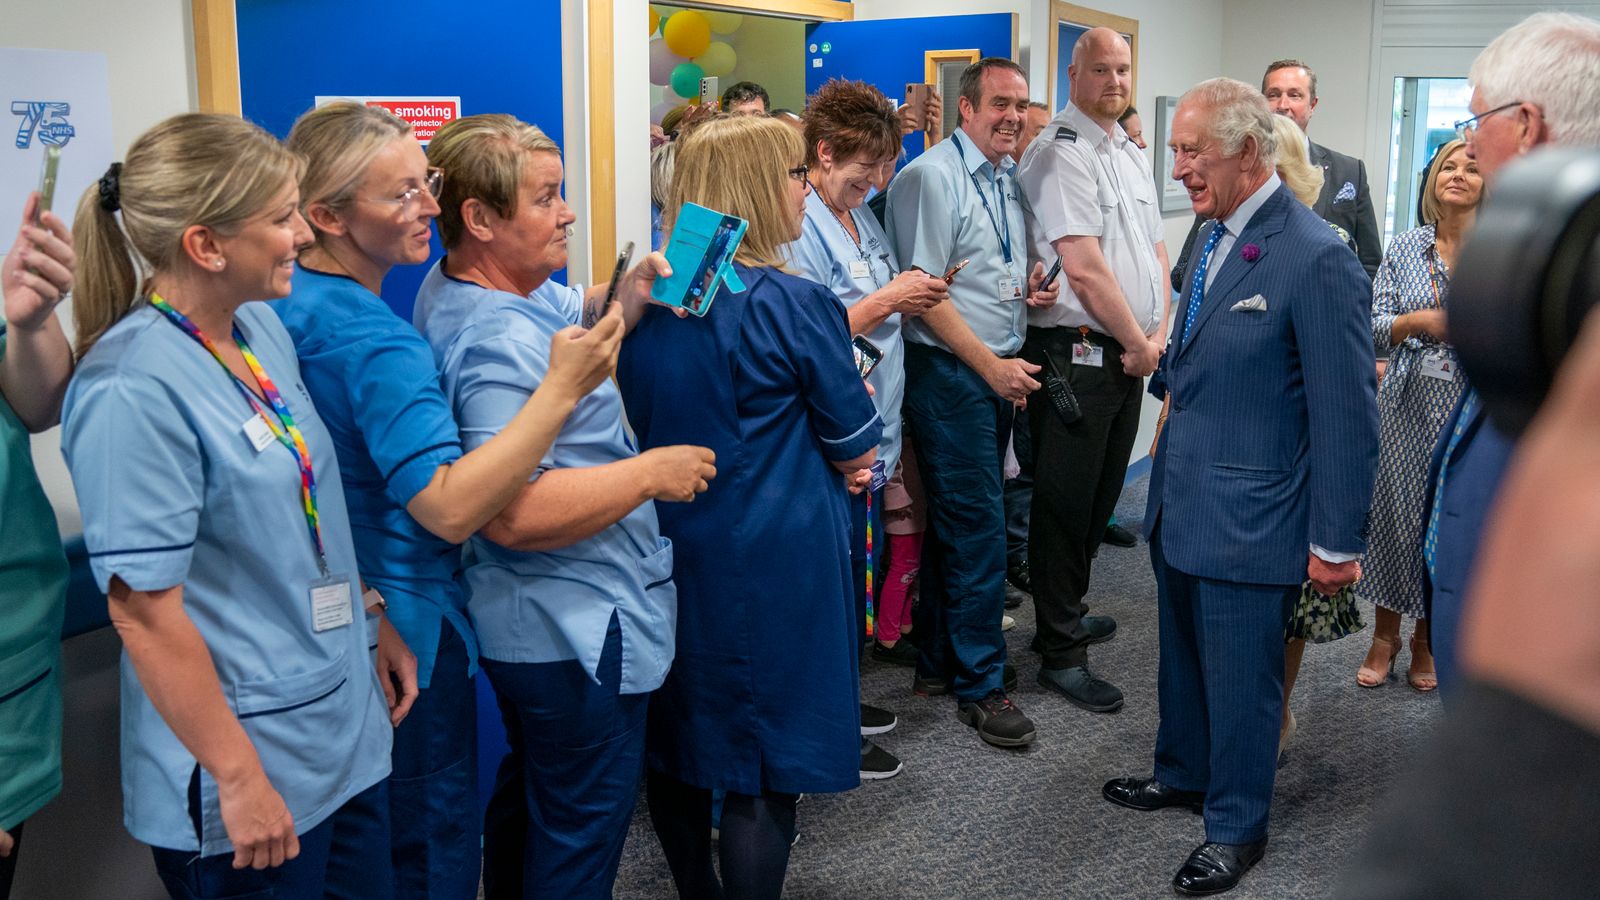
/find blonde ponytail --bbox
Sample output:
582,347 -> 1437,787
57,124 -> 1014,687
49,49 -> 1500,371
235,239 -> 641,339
71,168 -> 139,357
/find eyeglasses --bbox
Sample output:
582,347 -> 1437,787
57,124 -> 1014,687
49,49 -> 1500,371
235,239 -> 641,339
1454,102 -> 1522,142
363,167 -> 445,221
787,165 -> 809,183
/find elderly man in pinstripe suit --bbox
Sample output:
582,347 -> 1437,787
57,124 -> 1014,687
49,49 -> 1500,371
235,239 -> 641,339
1103,78 -> 1379,896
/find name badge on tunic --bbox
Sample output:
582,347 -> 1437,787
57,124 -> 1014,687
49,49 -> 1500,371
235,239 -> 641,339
998,274 -> 1024,302
848,259 -> 872,281
1072,342 -> 1104,367
310,573 -> 355,632
242,416 -> 276,453
1418,349 -> 1456,382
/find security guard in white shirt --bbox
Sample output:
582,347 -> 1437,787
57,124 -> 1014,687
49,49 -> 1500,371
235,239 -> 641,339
1015,27 -> 1170,713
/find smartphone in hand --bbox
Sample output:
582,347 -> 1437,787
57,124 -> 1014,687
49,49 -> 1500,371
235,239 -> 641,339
852,335 -> 884,378
942,258 -> 971,284
34,146 -> 61,225
600,240 -> 635,319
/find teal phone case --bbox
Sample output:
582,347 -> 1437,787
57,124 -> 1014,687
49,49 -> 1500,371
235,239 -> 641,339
650,202 -> 748,316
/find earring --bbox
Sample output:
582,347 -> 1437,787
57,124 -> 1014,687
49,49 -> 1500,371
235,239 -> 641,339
214,259 -> 225,270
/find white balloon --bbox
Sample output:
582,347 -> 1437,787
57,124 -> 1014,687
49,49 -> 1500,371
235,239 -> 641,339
649,37 -> 679,85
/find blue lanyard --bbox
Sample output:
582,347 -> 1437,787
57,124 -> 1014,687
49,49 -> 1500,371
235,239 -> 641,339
951,132 -> 1014,265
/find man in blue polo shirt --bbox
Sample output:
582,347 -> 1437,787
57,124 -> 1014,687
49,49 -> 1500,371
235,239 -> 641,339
885,57 -> 1059,749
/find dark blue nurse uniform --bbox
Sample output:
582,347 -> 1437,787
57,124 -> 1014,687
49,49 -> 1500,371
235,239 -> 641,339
617,264 -> 882,796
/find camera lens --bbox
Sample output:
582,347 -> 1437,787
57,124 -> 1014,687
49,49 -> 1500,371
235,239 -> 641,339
1450,147 -> 1600,436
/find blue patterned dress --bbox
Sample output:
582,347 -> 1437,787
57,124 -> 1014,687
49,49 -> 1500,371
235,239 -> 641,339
1359,224 -> 1465,618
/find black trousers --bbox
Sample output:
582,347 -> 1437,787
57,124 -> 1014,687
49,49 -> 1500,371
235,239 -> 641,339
1023,326 -> 1144,669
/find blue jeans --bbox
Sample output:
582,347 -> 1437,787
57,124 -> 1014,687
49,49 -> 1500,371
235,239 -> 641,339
479,615 -> 648,899
901,343 -> 1012,701
389,623 -> 479,900
151,779 -> 391,900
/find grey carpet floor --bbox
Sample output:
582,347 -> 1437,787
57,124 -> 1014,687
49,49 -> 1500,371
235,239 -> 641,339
612,476 -> 1442,899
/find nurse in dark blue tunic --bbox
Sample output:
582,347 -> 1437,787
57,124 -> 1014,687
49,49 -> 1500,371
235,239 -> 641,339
617,114 -> 881,900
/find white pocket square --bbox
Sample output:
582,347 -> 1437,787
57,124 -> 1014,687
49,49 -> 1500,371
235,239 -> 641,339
1230,294 -> 1268,312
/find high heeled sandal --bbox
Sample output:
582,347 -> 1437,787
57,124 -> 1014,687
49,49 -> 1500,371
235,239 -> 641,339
1407,637 -> 1438,692
1356,635 -> 1400,688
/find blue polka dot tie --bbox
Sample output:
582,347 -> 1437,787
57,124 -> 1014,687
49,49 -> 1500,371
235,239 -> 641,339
1423,388 -> 1479,577
1182,222 -> 1225,344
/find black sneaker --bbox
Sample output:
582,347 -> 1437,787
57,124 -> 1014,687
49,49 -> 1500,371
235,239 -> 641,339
1037,664 -> 1125,713
1103,522 -> 1139,548
912,663 -> 1018,696
871,640 -> 920,667
860,703 -> 897,736
1004,582 -> 1028,609
956,691 -> 1036,747
860,738 -> 903,780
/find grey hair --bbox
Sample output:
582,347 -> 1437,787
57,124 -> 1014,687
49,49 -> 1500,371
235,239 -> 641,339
1469,11 -> 1600,148
650,140 -> 676,210
1180,77 -> 1278,168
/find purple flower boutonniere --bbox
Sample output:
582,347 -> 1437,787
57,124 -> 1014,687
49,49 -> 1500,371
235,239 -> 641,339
1241,243 -> 1262,262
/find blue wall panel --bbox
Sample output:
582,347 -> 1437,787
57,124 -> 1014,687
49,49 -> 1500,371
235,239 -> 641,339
805,14 -> 1015,167
236,0 -> 566,320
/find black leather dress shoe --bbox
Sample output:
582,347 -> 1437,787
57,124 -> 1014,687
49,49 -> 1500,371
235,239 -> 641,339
1172,838 -> 1267,896
1101,777 -> 1204,813
1103,522 -> 1139,548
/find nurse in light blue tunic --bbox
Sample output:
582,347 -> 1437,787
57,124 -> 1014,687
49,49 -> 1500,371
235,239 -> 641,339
416,113 -> 712,900
270,103 -> 623,900
60,115 -> 394,900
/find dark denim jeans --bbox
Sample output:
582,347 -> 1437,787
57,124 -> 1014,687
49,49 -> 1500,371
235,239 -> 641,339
901,343 -> 1013,701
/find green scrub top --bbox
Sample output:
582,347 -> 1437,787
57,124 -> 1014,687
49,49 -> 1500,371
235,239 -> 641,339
0,331 -> 69,831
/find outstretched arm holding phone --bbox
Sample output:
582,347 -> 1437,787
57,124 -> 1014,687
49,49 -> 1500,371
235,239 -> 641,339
1,192 -> 75,431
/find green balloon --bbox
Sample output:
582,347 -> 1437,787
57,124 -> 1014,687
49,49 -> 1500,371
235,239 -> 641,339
670,62 -> 706,101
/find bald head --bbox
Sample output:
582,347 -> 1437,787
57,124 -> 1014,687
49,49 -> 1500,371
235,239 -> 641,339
1069,27 -> 1133,127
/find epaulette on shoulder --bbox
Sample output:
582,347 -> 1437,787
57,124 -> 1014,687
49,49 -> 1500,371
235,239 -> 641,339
1054,126 -> 1077,142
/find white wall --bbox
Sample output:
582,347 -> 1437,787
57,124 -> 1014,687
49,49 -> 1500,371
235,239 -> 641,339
5,2 -> 195,896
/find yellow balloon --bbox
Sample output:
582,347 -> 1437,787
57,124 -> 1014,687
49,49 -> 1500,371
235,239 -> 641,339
704,12 -> 744,33
694,41 -> 738,78
663,9 -> 712,58
649,8 -> 660,36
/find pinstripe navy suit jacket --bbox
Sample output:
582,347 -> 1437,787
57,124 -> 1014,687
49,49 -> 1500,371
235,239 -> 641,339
1145,183 -> 1380,586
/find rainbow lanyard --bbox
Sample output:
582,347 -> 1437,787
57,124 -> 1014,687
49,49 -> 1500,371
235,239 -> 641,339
865,491 -> 875,638
150,295 -> 328,575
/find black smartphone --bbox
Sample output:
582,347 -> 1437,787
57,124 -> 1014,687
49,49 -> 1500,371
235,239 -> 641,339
34,146 -> 61,225
600,240 -> 635,318
852,335 -> 884,378
1043,257 -> 1062,290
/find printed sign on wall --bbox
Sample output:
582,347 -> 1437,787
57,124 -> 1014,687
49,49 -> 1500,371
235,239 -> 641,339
314,95 -> 461,144
2,46 -> 115,235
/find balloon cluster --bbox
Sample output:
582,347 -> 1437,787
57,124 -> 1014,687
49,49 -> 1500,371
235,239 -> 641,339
649,7 -> 745,123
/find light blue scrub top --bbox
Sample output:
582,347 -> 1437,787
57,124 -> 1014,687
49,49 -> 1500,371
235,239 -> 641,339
413,261 -> 676,694
60,303 -> 392,856
270,265 -> 474,689
885,127 -> 1029,358
785,188 -> 905,479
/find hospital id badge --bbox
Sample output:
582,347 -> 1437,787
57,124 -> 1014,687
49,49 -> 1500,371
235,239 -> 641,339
998,274 -> 1024,302
242,415 -> 275,453
309,573 -> 354,632
868,459 -> 888,493
1071,342 -> 1104,367
848,259 -> 871,280
1418,350 -> 1456,382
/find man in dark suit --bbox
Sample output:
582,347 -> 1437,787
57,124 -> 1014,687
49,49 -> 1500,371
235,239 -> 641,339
1168,59 -> 1383,289
1104,77 -> 1379,896
1263,59 -> 1382,278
